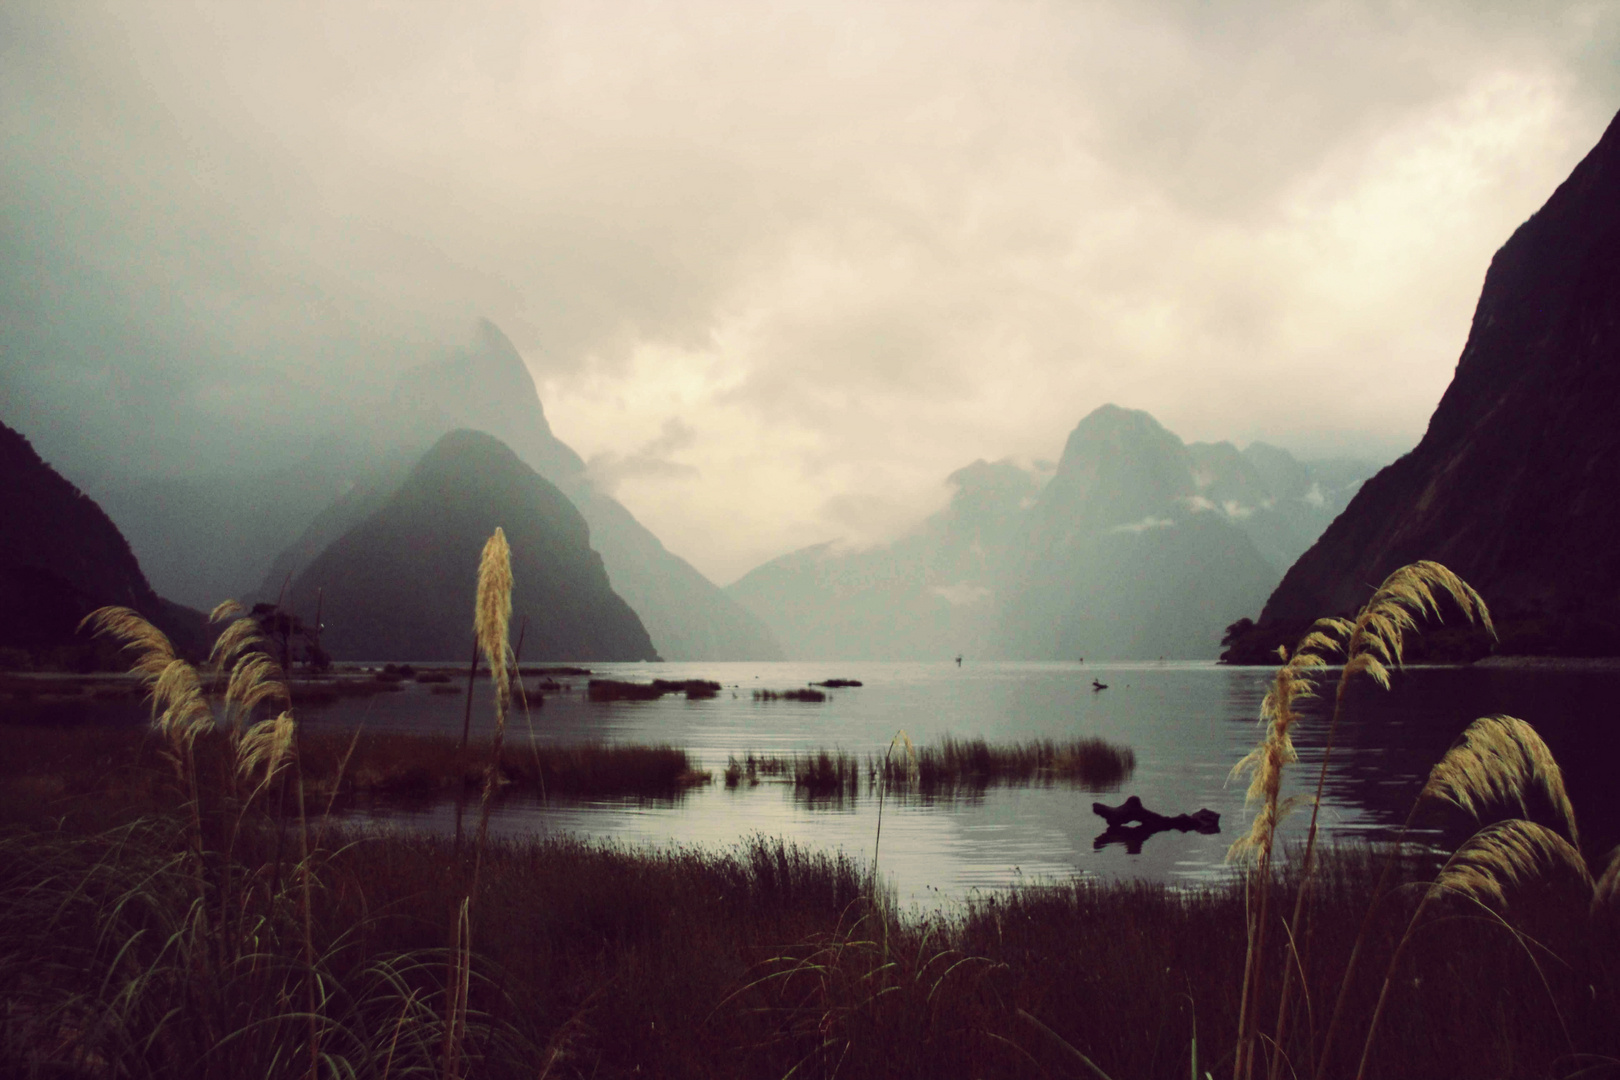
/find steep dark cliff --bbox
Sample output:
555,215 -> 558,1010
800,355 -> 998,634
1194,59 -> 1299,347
0,420 -> 205,664
1242,108 -> 1620,658
284,429 -> 659,662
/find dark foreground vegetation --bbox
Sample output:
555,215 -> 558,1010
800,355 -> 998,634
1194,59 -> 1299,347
3,791 -> 1619,1080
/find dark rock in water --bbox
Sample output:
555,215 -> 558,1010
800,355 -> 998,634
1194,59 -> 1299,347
1237,109 -> 1620,660
812,678 -> 863,688
588,679 -> 667,702
588,677 -> 720,701
0,420 -> 206,665
286,429 -> 659,662
753,688 -> 827,702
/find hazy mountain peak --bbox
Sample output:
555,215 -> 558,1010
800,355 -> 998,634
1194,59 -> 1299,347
284,427 -> 658,662
392,319 -> 586,481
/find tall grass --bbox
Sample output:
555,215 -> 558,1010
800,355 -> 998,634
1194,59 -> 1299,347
1221,562 -> 1620,1080
23,600 -> 536,1078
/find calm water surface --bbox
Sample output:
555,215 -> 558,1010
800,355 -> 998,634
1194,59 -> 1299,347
294,660 -> 1620,909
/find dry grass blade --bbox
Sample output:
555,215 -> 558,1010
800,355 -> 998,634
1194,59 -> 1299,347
1592,848 -> 1620,918
1429,819 -> 1593,912
1421,715 -> 1579,847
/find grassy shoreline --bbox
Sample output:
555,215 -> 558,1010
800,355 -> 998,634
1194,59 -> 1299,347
2,799 -> 1616,1079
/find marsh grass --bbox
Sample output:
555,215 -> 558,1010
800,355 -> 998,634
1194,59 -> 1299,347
722,737 -> 1136,801
753,687 -> 827,702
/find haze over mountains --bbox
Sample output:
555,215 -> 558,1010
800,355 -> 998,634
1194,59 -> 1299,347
81,321 -> 783,662
282,430 -> 658,663
33,93 -> 1620,670
729,405 -> 1379,660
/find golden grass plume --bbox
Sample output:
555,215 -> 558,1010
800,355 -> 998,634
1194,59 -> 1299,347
1421,714 -> 1578,848
236,711 -> 297,794
1227,627 -> 1338,861
1428,819 -> 1592,912
1342,560 -> 1493,689
476,527 -> 514,725
79,606 -> 211,747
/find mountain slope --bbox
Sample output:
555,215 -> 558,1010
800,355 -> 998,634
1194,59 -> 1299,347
727,458 -> 1037,660
0,420 -> 205,663
729,406 -> 1366,661
263,320 -> 782,660
1245,107 -> 1620,656
283,430 -> 658,662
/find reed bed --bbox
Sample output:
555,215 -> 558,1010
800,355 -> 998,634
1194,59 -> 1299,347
588,678 -> 723,701
752,687 -> 828,702
721,736 -> 1136,798
0,724 -> 710,807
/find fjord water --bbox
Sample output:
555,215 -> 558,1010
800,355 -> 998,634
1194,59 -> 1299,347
301,660 -> 1620,909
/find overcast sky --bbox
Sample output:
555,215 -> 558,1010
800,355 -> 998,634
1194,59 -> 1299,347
3,1 -> 1617,584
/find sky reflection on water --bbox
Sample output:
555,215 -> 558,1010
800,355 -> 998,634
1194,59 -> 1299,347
302,660 -> 1620,909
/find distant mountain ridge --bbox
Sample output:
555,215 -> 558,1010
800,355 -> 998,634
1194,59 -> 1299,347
282,429 -> 659,662
727,405 -> 1377,660
0,420 -> 205,664
1227,107 -> 1620,662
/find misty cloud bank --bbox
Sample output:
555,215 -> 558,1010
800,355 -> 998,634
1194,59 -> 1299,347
3,1 -> 1617,581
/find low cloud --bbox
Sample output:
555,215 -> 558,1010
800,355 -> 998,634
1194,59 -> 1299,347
3,1 -> 1616,581
931,582 -> 994,607
584,418 -> 700,494
1110,516 -> 1176,534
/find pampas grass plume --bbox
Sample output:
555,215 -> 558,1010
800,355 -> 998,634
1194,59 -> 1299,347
1422,714 -> 1578,847
1428,819 -> 1592,911
79,606 -> 212,746
476,527 -> 514,724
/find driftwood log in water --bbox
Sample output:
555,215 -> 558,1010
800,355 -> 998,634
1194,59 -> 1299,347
1091,795 -> 1221,854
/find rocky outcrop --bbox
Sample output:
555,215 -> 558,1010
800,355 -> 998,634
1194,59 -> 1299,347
282,429 -> 659,662
1233,108 -> 1620,660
